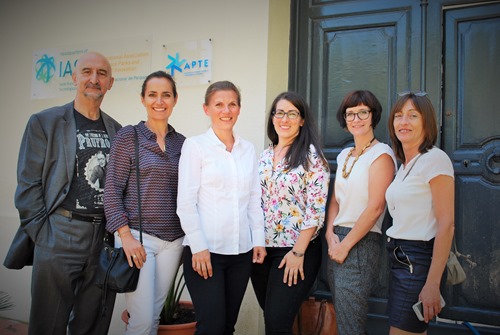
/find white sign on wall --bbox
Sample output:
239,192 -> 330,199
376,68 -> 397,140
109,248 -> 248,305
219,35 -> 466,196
162,38 -> 212,86
31,37 -> 152,99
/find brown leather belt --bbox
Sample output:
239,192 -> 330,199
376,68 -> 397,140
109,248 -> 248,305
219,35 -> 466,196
54,208 -> 105,224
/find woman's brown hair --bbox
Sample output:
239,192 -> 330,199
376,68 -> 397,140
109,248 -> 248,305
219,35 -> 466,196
388,93 -> 438,162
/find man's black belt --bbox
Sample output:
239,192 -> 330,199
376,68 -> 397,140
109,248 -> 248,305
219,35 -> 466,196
54,208 -> 105,224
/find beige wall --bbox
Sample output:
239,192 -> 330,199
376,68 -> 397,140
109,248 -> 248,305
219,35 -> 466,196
0,0 -> 289,334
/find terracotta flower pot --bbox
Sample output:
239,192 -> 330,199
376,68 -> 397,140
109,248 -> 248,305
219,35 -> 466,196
157,321 -> 197,335
0,318 -> 28,335
157,300 -> 196,335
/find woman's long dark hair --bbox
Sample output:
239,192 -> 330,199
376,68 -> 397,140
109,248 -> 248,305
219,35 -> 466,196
266,91 -> 328,171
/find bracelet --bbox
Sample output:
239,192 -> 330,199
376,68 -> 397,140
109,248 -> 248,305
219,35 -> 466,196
118,230 -> 131,237
292,250 -> 305,257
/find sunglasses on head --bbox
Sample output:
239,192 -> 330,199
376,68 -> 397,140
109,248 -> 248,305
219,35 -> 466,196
398,90 -> 428,97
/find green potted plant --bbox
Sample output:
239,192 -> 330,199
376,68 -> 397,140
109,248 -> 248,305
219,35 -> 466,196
0,291 -> 29,335
0,291 -> 14,312
157,268 -> 196,335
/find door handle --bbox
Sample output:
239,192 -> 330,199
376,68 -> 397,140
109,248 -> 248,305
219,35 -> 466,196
486,152 -> 500,174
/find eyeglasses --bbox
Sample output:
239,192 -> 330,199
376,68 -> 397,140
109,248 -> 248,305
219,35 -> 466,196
272,110 -> 301,120
344,110 -> 371,122
398,90 -> 428,97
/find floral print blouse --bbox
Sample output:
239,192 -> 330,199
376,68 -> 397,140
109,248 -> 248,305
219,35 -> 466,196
259,144 -> 330,247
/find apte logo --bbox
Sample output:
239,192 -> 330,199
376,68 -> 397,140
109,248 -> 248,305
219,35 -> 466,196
35,54 -> 56,83
166,52 -> 186,76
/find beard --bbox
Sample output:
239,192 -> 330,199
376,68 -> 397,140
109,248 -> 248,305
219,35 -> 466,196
83,83 -> 105,100
84,91 -> 104,100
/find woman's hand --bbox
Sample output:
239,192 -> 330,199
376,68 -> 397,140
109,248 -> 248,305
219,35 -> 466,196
329,242 -> 349,264
278,250 -> 305,286
192,249 -> 213,279
253,246 -> 267,264
325,230 -> 339,250
419,283 -> 443,322
326,232 -> 349,263
120,232 -> 146,269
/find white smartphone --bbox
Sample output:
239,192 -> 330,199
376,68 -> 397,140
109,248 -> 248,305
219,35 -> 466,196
412,295 -> 446,321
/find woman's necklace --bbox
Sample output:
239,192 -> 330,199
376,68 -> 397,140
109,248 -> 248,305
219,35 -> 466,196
342,137 -> 375,178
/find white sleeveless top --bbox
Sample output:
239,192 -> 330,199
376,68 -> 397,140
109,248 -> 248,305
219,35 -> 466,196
334,142 -> 397,234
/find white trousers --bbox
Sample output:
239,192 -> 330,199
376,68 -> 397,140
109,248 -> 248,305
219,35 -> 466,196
116,230 -> 184,335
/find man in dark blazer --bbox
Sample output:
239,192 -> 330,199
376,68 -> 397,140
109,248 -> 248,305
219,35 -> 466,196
4,52 -> 121,335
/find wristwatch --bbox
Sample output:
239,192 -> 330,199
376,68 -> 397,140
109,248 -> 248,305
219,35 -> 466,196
292,250 -> 305,257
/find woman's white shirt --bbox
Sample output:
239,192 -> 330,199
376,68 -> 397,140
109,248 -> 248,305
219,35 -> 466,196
177,128 -> 265,255
334,143 -> 397,233
385,147 -> 454,241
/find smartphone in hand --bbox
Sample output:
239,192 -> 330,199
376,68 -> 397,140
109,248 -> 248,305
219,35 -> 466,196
412,295 -> 446,321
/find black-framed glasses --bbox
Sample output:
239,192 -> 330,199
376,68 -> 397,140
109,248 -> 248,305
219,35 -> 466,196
272,110 -> 301,120
398,90 -> 428,97
344,110 -> 371,122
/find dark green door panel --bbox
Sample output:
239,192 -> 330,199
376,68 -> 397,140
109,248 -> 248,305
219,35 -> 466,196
289,0 -> 500,329
440,2 -> 500,325
291,0 -> 422,163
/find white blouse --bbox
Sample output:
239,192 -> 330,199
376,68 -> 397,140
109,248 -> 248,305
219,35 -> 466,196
385,147 -> 454,241
177,128 -> 265,255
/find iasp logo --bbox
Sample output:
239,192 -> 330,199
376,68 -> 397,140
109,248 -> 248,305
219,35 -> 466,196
35,53 -> 78,83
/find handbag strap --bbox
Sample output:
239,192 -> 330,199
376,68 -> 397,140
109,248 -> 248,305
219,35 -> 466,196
314,300 -> 326,335
133,126 -> 143,244
451,236 -> 477,268
100,127 -> 143,318
100,247 -> 118,317
402,153 -> 423,181
297,299 -> 326,335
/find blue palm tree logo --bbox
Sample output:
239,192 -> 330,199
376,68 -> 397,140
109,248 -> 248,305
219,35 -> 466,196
35,54 -> 56,83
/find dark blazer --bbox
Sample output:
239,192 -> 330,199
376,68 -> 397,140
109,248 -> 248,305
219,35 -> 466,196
3,101 -> 121,269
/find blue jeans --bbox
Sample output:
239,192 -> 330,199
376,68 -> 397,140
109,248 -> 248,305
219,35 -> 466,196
251,238 -> 322,335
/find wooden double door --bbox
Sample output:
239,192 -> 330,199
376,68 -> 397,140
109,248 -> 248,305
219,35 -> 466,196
289,0 -> 500,331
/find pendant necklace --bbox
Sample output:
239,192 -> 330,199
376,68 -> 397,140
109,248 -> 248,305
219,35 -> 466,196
342,137 -> 375,178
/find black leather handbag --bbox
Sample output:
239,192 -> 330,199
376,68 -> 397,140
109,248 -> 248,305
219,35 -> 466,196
95,231 -> 141,293
95,126 -> 143,311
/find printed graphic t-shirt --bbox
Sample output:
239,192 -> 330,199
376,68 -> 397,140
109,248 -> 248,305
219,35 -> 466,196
61,109 -> 110,214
